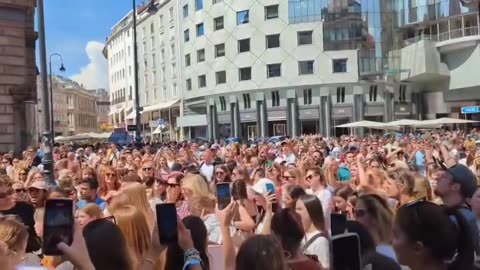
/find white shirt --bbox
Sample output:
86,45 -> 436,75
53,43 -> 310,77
200,163 -> 214,182
306,187 -> 333,224
376,244 -> 398,262
302,230 -> 330,269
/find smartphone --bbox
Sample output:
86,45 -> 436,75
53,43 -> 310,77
155,203 -> 178,245
265,183 -> 278,213
330,213 -> 347,236
331,233 -> 362,270
43,199 -> 74,255
265,160 -> 273,168
216,183 -> 231,210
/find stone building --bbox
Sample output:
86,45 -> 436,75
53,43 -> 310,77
0,0 -> 37,151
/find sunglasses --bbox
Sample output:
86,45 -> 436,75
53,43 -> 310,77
14,188 -> 27,193
105,173 -> 115,177
0,190 -> 13,199
142,167 -> 154,171
215,171 -> 225,175
167,183 -> 181,188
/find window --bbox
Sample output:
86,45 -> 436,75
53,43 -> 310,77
299,60 -> 314,75
129,86 -> 133,99
198,75 -> 206,88
195,0 -> 203,11
172,84 -> 177,97
265,5 -> 279,20
216,71 -> 226,84
214,16 -> 224,31
170,44 -> 175,57
197,49 -> 205,62
303,88 -> 312,105
161,67 -> 165,81
237,10 -> 249,25
144,59 -> 148,68
162,87 -> 167,100
266,34 -> 280,48
129,66 -> 132,76
238,39 -> 250,53
184,29 -> 190,42
150,22 -> 155,34
219,96 -> 227,111
215,43 -> 225,58
333,59 -> 347,73
151,36 -> 155,48
243,94 -> 251,109
239,67 -> 251,81
159,15 -> 164,27
369,85 -> 378,102
186,79 -> 192,90
298,31 -> 313,45
171,63 -> 176,77
151,54 -> 156,68
267,64 -> 281,78
152,71 -> 157,84
183,4 -> 188,18
161,49 -> 165,62
185,54 -> 191,66
399,85 -> 407,102
271,91 -> 280,107
169,7 -> 174,21
336,87 -> 346,103
196,23 -> 204,36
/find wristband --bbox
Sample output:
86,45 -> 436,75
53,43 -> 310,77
183,257 -> 202,270
184,248 -> 200,261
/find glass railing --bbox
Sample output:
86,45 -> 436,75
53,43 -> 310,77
403,26 -> 480,47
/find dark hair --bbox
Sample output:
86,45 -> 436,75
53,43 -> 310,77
333,185 -> 354,200
270,208 -> 304,256
226,160 -> 237,174
254,169 -> 265,178
80,177 -> 99,190
285,185 -> 306,209
344,220 -> 375,255
83,219 -> 133,270
236,235 -> 288,270
143,176 -> 155,188
298,194 -> 325,231
165,216 -> 210,270
395,201 -> 472,270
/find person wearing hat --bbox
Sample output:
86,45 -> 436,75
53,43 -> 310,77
27,181 -> 48,209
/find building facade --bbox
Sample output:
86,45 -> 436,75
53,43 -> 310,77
136,0 -> 182,141
0,0 -> 37,151
36,76 -> 99,137
104,10 -> 136,130
176,0 -> 480,140
89,88 -> 110,129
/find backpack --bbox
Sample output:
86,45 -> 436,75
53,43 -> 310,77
303,232 -> 328,263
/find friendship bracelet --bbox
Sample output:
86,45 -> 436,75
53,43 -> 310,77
184,248 -> 200,261
183,257 -> 202,270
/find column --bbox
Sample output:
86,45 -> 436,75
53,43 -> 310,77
256,100 -> 267,138
354,94 -> 365,136
207,104 -> 215,141
287,98 -> 299,137
230,101 -> 240,138
384,85 -> 393,122
320,95 -> 332,138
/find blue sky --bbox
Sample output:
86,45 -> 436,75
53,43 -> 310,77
39,0 -> 134,89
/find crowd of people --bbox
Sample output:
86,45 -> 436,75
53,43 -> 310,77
0,131 -> 480,270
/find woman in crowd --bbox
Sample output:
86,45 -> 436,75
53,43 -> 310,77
11,181 -> 28,203
0,218 -> 29,266
283,185 -> 307,209
98,166 -> 121,200
332,185 -> 354,218
212,164 -> 232,188
305,167 -> 332,222
76,203 -> 103,228
148,177 -> 167,210
283,167 -> 304,187
121,183 -> 155,231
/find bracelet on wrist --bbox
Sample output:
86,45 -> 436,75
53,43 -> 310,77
184,248 -> 200,261
183,257 -> 202,270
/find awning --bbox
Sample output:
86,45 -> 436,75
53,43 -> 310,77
143,99 -> 180,113
108,107 -> 124,115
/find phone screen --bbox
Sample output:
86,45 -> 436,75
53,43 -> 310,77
331,233 -> 362,270
265,183 -> 278,212
216,183 -> 231,210
43,199 -> 74,256
156,203 -> 178,245
330,213 -> 347,236
265,160 -> 273,168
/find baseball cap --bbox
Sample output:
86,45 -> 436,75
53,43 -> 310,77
443,164 -> 477,199
252,178 -> 276,194
27,181 -> 47,190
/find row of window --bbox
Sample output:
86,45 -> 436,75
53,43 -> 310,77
186,1 -> 279,22
145,84 -> 178,103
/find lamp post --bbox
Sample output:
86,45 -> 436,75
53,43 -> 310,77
132,0 -> 157,144
37,0 -> 56,187
49,53 -> 66,145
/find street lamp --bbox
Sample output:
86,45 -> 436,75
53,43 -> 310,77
132,0 -> 157,144
49,53 -> 66,145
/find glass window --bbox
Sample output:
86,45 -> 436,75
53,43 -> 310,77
159,15 -> 163,27
197,49 -> 205,62
239,67 -> 251,81
198,75 -> 206,88
184,29 -> 190,42
237,10 -> 249,25
267,64 -> 281,78
336,87 -> 345,103
162,87 -> 167,100
265,5 -> 279,20
185,54 -> 191,66
299,60 -> 314,75
169,7 -> 173,21
215,43 -> 225,57
214,16 -> 224,31
271,91 -> 280,107
152,54 -> 156,68
216,71 -> 226,84
196,23 -> 205,36
303,88 -> 312,105
243,93 -> 251,109
369,85 -> 378,102
333,59 -> 347,73
238,39 -> 250,53
150,22 -> 155,34
266,34 -> 280,48
183,5 -> 188,18
219,96 -> 227,111
195,0 -> 203,11
186,79 -> 192,90
298,31 -> 313,45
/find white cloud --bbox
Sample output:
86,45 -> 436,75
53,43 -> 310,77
70,41 -> 108,89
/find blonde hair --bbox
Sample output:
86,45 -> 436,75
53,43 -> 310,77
79,203 -> 104,220
182,174 -> 215,200
286,167 -> 304,187
189,195 -> 216,217
121,183 -> 155,230
0,175 -> 12,186
112,205 -> 152,267
0,219 -> 29,253
357,194 -> 394,244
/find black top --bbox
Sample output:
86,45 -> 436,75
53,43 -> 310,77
0,201 -> 41,252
